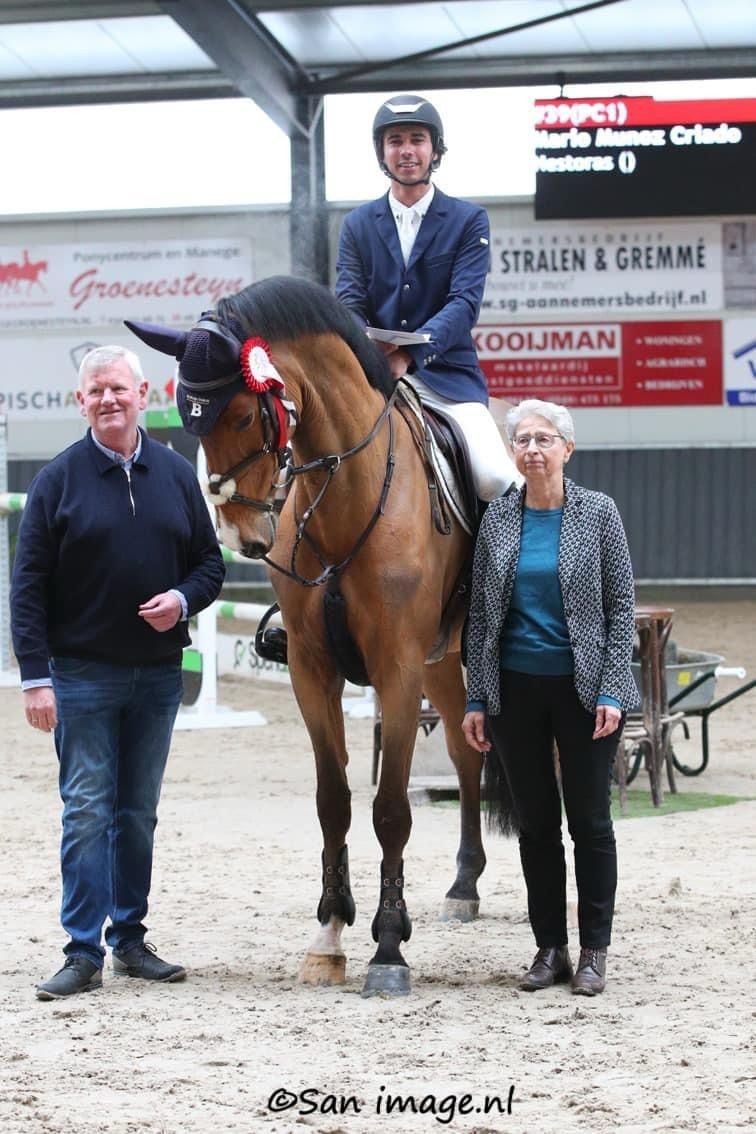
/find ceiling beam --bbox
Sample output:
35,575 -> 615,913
305,48 -> 756,95
245,0 -> 440,8
0,72 -> 236,109
0,47 -> 752,110
0,1 -> 159,19
158,0 -> 312,136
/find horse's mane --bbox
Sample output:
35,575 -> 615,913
217,275 -> 394,398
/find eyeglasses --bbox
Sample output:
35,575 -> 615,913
512,432 -> 564,450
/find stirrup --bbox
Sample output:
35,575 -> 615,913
255,602 -> 288,664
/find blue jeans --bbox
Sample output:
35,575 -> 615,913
51,657 -> 183,966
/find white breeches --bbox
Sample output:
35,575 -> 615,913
407,376 -> 523,501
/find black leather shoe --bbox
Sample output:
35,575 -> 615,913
519,945 -> 573,991
572,947 -> 607,996
112,942 -> 186,982
36,957 -> 102,1000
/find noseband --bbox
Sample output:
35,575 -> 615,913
205,390 -> 291,515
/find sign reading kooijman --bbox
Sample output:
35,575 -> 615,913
482,222 -> 722,317
475,320 -> 723,407
0,239 -> 252,329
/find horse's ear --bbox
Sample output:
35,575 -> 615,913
124,319 -> 188,360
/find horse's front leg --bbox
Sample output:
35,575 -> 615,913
422,652 -> 486,922
361,675 -> 421,998
290,657 -> 355,987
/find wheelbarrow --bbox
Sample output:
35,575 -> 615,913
625,646 -> 755,782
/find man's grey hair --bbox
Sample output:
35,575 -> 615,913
506,398 -> 575,444
78,345 -> 144,388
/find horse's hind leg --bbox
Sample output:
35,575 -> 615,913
289,658 -> 355,987
421,652 -> 486,922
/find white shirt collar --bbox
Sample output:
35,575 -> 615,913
389,183 -> 435,221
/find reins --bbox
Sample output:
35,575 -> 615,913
262,384 -> 401,587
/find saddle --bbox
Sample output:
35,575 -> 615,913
395,380 -> 479,536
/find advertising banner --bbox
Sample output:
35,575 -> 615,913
0,334 -> 178,421
483,222 -> 722,318
723,318 -> 756,406
475,320 -> 722,407
0,238 -> 252,330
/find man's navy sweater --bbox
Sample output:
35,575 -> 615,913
11,430 -> 225,682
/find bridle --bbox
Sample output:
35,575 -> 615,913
265,384 -> 401,588
181,320 -> 402,588
177,317 -> 294,517
205,389 -> 291,517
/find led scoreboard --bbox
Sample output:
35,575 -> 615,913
534,96 -> 756,219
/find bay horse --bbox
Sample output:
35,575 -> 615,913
129,276 -> 487,997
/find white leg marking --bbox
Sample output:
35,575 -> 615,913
307,915 -> 346,956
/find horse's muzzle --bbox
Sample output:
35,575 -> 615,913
241,538 -> 271,560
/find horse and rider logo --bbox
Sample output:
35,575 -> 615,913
0,249 -> 49,294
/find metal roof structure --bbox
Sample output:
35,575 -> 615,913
1,1 -> 754,277
0,1 -> 754,137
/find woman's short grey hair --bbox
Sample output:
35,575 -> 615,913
506,398 -> 575,444
78,345 -> 144,388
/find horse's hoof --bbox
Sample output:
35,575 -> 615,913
298,952 -> 346,986
361,963 -> 411,998
439,897 -> 480,922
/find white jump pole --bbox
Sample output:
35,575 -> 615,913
173,444 -> 266,729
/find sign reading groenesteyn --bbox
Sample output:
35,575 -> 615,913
0,239 -> 252,329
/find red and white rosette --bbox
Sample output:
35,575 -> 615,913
240,336 -> 285,393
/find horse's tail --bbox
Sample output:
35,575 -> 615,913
482,748 -> 520,837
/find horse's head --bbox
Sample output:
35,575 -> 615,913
125,312 -> 294,559
127,275 -> 393,558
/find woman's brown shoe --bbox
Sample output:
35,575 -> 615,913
572,947 -> 607,996
519,946 -> 573,991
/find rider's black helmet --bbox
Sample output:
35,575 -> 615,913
372,94 -> 447,170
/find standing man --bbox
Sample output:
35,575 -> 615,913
335,92 -> 519,502
11,345 -> 224,1000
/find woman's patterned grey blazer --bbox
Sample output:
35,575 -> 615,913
465,478 -> 640,716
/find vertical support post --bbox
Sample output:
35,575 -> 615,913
290,95 -> 329,284
0,415 -> 13,683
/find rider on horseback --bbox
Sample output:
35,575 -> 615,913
335,93 -> 520,502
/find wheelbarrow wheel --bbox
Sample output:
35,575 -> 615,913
625,743 -> 644,785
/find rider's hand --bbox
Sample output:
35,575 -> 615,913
387,347 -> 413,379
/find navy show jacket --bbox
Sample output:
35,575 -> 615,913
335,186 -> 491,405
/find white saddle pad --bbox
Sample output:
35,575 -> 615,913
397,383 -> 474,535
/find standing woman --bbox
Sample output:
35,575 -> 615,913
462,399 -> 638,996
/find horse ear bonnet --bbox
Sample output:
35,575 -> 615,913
125,316 -> 245,435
